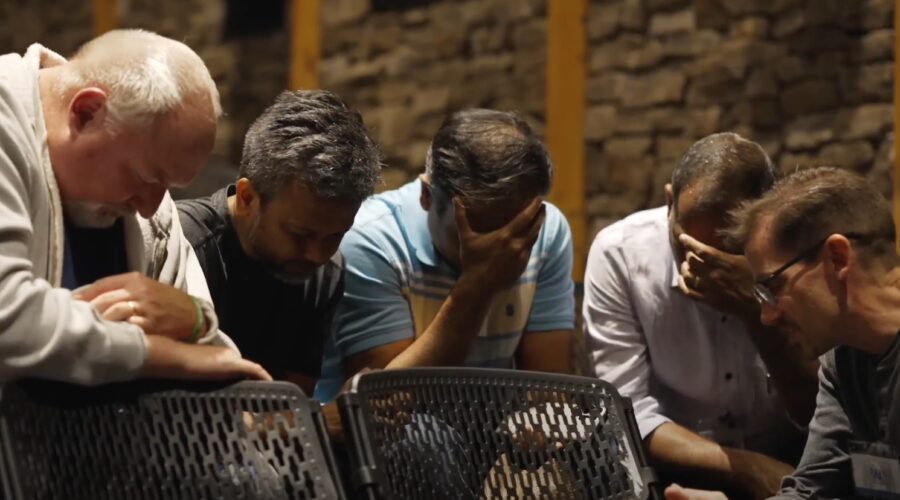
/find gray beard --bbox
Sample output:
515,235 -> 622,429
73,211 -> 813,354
63,202 -> 130,228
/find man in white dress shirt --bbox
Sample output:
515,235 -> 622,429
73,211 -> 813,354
583,133 -> 819,499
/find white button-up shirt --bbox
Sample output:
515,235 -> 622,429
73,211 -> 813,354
583,207 -> 799,455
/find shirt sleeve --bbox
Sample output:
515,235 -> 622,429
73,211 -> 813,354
523,204 -> 575,333
582,229 -> 671,439
770,353 -> 854,499
332,225 -> 415,359
152,194 -> 235,351
0,95 -> 145,384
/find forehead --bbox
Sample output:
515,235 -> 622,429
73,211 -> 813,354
143,108 -> 217,185
264,181 -> 359,231
448,197 -> 531,233
744,215 -> 790,276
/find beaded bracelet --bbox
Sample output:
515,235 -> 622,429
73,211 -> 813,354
188,296 -> 205,343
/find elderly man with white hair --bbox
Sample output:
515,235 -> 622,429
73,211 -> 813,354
0,29 -> 270,384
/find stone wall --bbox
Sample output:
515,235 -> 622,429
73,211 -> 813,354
319,0 -> 548,190
585,0 -> 895,237
0,0 -> 894,215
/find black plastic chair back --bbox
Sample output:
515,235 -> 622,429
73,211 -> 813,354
0,379 -> 344,500
338,368 -> 660,500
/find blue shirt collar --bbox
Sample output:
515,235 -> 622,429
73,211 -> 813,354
396,179 -> 439,268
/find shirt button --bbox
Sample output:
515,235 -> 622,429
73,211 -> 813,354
725,372 -> 733,381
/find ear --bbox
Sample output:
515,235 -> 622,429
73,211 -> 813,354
68,88 -> 108,135
824,234 -> 852,282
419,173 -> 432,211
234,178 -> 260,217
664,183 -> 675,214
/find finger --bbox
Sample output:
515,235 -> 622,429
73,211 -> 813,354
101,301 -> 139,322
88,288 -> 132,315
520,204 -> 546,248
453,198 -> 473,237
686,251 -> 712,274
239,361 -> 273,381
677,275 -> 706,301
73,272 -> 141,301
506,198 -> 543,236
678,233 -> 716,259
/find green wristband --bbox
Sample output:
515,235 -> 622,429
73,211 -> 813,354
188,296 -> 205,343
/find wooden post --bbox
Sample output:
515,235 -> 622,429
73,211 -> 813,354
91,0 -> 117,36
289,0 -> 320,90
894,0 -> 900,251
546,0 -> 588,280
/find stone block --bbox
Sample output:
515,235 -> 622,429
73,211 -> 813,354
588,2 -> 621,41
858,29 -> 894,62
584,106 -> 617,141
771,7 -> 805,39
658,136 -> 697,161
605,137 -> 654,159
659,30 -> 722,58
694,0 -> 730,30
321,0 -> 370,27
838,104 -> 893,141
818,141 -> 876,173
645,0 -> 691,13
780,80 -> 838,116
774,56 -> 808,83
511,19 -> 546,51
785,112 -> 837,150
840,63 -> 893,103
586,73 -> 626,103
729,16 -> 769,38
471,26 -> 508,53
686,73 -> 742,106
620,0 -> 648,31
745,68 -> 778,98
649,8 -> 696,36
620,70 -> 687,107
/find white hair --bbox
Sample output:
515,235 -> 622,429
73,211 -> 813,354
61,29 -> 221,131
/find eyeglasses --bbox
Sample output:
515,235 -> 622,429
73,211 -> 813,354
753,233 -> 865,306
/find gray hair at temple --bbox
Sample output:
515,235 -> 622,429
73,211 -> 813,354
425,109 -> 552,212
726,166 -> 899,268
671,132 -> 777,214
239,90 -> 381,205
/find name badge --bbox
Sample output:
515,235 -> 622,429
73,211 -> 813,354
851,440 -> 900,498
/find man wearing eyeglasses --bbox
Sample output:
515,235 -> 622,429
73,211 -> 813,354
723,166 -> 900,499
584,133 -> 819,498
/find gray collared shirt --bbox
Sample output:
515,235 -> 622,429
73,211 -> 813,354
772,336 -> 900,499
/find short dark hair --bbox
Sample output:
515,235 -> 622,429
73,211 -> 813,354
727,166 -> 898,267
239,90 -> 381,204
426,109 -> 552,212
672,132 -> 776,214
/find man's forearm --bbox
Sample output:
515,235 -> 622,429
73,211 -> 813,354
747,323 -> 819,425
648,422 -> 734,488
648,422 -> 793,499
386,273 -> 494,369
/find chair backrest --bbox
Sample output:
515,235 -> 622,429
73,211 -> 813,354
338,368 -> 660,500
0,379 -> 344,500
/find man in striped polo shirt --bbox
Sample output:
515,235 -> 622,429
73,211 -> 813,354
316,108 -> 575,400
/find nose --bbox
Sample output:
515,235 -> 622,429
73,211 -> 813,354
759,300 -> 782,326
132,185 -> 167,218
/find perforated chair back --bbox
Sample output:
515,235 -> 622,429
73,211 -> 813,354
0,380 -> 344,500
338,368 -> 660,500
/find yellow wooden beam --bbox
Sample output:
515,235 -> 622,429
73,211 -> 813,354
546,0 -> 588,280
894,0 -> 900,251
289,0 -> 320,90
91,0 -> 118,37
